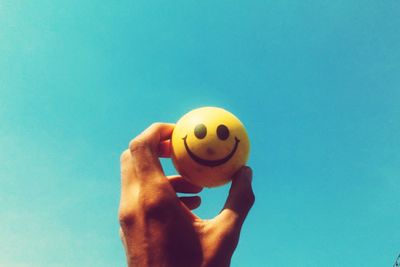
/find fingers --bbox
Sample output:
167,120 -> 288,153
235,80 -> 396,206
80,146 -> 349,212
128,123 -> 175,178
167,175 -> 203,193
215,166 -> 255,228
168,175 -> 202,210
179,196 -> 201,210
120,123 -> 175,212
158,139 -> 172,158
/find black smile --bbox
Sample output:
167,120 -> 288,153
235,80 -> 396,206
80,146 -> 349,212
182,136 -> 240,167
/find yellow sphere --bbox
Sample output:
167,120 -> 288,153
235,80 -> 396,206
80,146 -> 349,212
171,107 -> 250,187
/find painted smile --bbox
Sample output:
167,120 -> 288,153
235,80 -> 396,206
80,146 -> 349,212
182,135 -> 240,167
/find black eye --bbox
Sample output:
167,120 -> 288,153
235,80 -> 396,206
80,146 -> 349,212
217,124 -> 229,140
194,124 -> 207,139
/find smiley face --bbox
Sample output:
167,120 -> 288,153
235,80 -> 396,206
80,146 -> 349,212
171,107 -> 250,188
183,123 -> 240,167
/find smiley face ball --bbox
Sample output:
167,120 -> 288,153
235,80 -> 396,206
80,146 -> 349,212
171,107 -> 250,187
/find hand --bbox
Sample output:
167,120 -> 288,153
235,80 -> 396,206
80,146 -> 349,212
118,123 -> 255,267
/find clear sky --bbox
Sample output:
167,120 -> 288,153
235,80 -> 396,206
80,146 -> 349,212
1,1 -> 399,266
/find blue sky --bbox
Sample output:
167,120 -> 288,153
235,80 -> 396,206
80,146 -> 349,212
1,1 -> 399,266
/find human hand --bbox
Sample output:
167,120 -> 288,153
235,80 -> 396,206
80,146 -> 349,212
119,123 -> 255,267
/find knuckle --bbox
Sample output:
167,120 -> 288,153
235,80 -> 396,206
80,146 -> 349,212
135,161 -> 154,174
118,209 -> 136,227
129,138 -> 149,154
249,191 -> 256,206
243,188 -> 255,207
120,149 -> 131,163
143,192 -> 173,210
140,186 -> 177,218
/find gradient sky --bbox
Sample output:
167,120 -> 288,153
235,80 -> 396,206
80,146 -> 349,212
1,1 -> 399,266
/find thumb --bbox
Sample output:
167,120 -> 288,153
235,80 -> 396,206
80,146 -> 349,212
216,166 -> 255,227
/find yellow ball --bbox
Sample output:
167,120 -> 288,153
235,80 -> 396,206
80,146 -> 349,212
171,107 -> 250,187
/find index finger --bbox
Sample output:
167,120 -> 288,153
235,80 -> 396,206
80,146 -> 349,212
128,123 -> 175,179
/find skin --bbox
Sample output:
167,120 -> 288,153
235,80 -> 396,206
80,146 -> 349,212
119,123 -> 255,267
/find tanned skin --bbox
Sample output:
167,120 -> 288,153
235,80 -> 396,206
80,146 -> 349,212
119,123 -> 255,267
